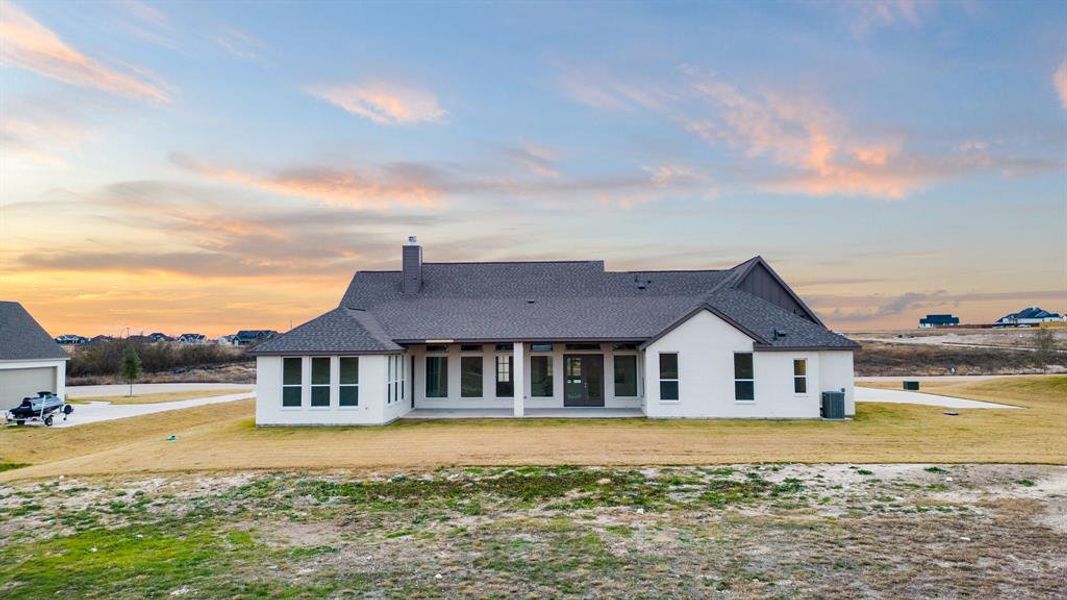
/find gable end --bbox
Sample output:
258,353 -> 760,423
733,259 -> 822,325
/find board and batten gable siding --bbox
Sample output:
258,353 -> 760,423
643,309 -> 851,418
255,354 -> 402,425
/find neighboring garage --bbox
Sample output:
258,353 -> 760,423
0,301 -> 68,405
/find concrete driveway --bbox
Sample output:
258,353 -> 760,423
66,383 -> 252,398
856,386 -> 1019,409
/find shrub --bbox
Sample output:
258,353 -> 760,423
69,339 -> 247,377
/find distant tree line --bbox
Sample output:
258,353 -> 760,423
68,339 -> 249,377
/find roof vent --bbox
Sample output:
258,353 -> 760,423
407,235 -> 418,245
773,328 -> 787,340
526,299 -> 536,304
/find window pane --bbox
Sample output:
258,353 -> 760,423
734,353 -> 753,379
495,355 -> 513,397
339,386 -> 358,406
495,343 -> 513,351
565,343 -> 599,351
530,343 -> 553,352
614,355 -> 637,397
531,356 -> 553,396
660,380 -> 679,401
311,386 -> 330,407
461,356 -> 483,397
282,386 -> 301,407
793,359 -> 806,377
735,381 -> 755,401
340,357 -> 358,384
659,353 -> 678,380
794,377 -> 807,394
460,344 -> 482,352
426,357 -> 448,397
310,357 -> 330,385
283,357 -> 302,385
426,344 -> 448,352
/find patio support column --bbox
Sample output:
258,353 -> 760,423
513,342 -> 525,417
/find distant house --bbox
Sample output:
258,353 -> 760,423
217,334 -> 237,346
88,335 -> 114,345
54,334 -> 89,345
148,332 -> 174,343
0,301 -> 68,404
995,306 -> 1065,327
234,330 -> 278,347
919,314 -> 959,328
178,333 -> 207,344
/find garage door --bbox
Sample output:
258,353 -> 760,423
0,367 -> 57,405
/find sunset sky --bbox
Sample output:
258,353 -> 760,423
1,1 -> 1065,337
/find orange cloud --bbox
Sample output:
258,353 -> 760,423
171,153 -> 442,210
0,0 -> 170,102
305,81 -> 446,125
1054,60 -> 1067,110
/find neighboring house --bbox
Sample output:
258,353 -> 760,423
54,334 -> 89,345
0,301 -> 68,405
178,333 -> 207,344
995,306 -> 1065,327
88,335 -> 114,345
250,239 -> 859,426
148,332 -> 174,343
919,314 -> 960,328
217,334 -> 237,346
234,330 -> 278,347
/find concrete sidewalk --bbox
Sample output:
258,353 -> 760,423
855,386 -> 1019,409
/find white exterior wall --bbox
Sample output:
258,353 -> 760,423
0,358 -> 67,400
643,310 -> 854,418
255,354 -> 410,426
409,343 -> 643,410
818,350 -> 855,416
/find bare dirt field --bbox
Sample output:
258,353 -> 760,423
2,376 -> 1064,482
1,464 -> 1064,598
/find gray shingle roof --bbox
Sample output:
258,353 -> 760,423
251,257 -> 856,355
0,301 -> 69,361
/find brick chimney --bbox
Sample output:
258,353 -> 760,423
402,236 -> 422,294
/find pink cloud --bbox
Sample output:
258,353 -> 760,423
1054,60 -> 1067,110
305,81 -> 446,125
0,0 -> 170,102
171,153 -> 442,210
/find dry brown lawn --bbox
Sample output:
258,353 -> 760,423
2,376 -> 1064,481
70,388 -> 250,405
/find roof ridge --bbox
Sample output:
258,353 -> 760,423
425,260 -> 603,265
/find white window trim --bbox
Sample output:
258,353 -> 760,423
281,356 -> 303,410
309,356 -> 332,410
658,351 -> 680,403
793,358 -> 808,397
338,356 -> 359,410
734,352 -> 755,403
494,353 -> 513,399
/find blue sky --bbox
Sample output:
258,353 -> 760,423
1,0 -> 1065,335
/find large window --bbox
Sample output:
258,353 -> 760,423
461,356 -> 483,397
793,359 -> 807,394
310,357 -> 330,407
495,355 -> 513,397
530,355 -> 553,397
282,357 -> 302,407
659,353 -> 678,400
339,357 -> 359,406
614,355 -> 638,397
426,356 -> 448,398
734,353 -> 754,401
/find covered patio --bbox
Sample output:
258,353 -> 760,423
402,407 -> 645,419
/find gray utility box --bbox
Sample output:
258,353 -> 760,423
903,380 -> 920,391
821,391 -> 846,419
